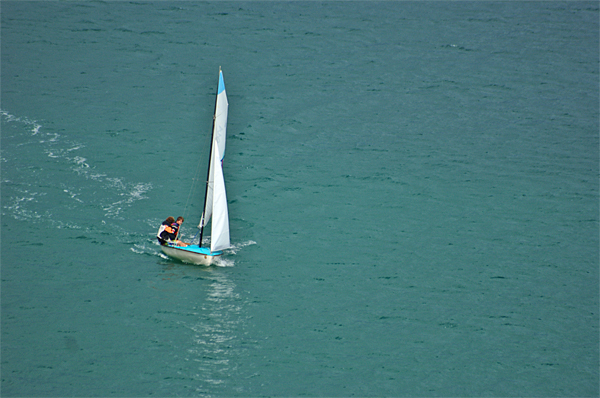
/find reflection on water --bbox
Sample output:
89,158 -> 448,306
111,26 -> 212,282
182,270 -> 246,390
148,261 -> 250,392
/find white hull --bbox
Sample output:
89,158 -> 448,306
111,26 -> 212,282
160,245 -> 221,266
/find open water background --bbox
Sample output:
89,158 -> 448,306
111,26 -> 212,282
1,2 -> 598,396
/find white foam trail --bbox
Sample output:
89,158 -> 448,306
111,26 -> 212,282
214,257 -> 235,267
225,240 -> 256,255
103,182 -> 152,217
63,189 -> 84,203
2,109 -> 153,221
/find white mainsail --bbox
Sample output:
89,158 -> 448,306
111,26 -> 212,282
199,69 -> 230,252
209,141 -> 230,251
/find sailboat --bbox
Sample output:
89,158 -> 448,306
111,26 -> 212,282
160,67 -> 230,265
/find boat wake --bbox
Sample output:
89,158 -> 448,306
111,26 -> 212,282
225,240 -> 257,255
214,240 -> 257,267
1,109 -> 153,227
131,242 -> 163,258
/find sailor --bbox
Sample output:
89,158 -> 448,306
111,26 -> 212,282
171,217 -> 188,246
157,216 -> 176,245
157,216 -> 189,246
171,216 -> 184,237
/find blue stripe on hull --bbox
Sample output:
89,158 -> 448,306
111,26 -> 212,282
167,244 -> 223,256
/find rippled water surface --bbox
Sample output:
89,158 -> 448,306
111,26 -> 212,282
2,2 -> 598,396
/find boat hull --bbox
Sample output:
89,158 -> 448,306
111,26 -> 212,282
160,244 -> 222,266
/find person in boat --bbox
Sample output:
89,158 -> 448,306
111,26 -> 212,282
156,216 -> 188,246
157,216 -> 175,245
172,216 -> 189,246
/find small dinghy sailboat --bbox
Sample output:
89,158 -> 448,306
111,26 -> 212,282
160,67 -> 230,265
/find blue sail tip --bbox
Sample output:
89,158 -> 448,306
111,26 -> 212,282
218,71 -> 226,94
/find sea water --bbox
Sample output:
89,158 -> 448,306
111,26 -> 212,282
1,2 -> 598,396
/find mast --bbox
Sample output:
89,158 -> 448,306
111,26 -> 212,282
199,66 -> 221,247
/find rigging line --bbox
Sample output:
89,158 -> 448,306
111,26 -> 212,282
181,155 -> 203,220
182,121 -> 213,224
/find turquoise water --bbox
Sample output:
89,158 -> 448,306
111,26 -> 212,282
2,1 -> 598,396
